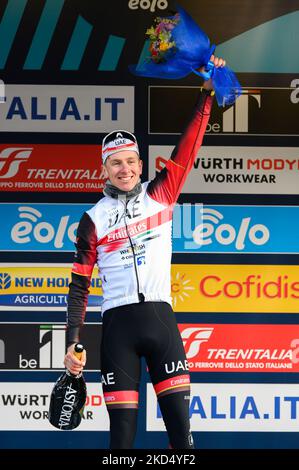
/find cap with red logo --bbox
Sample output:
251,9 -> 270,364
101,130 -> 139,164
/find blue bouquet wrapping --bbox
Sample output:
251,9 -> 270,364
130,6 -> 241,106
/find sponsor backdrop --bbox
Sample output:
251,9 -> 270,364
2,203 -> 299,253
0,144 -> 106,192
0,0 -> 298,452
0,264 -> 102,309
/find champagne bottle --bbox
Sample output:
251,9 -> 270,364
48,343 -> 87,430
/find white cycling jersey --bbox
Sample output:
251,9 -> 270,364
87,181 -> 173,313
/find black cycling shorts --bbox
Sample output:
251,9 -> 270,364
100,301 -> 190,407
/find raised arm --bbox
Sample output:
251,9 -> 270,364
147,55 -> 225,205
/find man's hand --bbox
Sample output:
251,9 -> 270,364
63,343 -> 86,375
199,54 -> 226,91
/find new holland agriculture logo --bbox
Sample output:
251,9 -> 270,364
0,264 -> 102,310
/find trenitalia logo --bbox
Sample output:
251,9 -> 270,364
0,145 -> 105,192
178,324 -> 299,372
180,327 -> 214,359
0,147 -> 32,178
171,265 -> 299,313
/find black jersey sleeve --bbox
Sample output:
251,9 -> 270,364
66,212 -> 98,347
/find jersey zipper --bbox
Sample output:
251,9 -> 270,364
123,200 -> 144,302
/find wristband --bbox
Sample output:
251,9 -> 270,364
200,87 -> 215,96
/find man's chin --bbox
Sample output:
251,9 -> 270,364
115,179 -> 137,192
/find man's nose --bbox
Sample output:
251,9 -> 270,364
120,162 -> 130,172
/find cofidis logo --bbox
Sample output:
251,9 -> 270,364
171,265 -> 299,313
0,264 -> 102,310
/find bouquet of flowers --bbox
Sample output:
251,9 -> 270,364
146,15 -> 179,63
130,6 -> 241,107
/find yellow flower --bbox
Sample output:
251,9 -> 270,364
159,42 -> 169,51
146,26 -> 156,36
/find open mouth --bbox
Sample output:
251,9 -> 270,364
119,176 -> 133,182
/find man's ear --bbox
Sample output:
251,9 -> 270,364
139,159 -> 143,175
102,164 -> 109,179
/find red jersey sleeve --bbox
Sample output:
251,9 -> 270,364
147,89 -> 213,205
